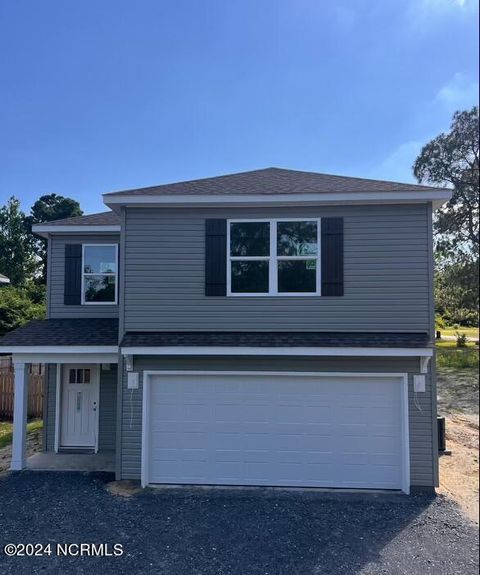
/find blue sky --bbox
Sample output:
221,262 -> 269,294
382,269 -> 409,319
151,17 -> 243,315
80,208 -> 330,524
1,0 -> 478,214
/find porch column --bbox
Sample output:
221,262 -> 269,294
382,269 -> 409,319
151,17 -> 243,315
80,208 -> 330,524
10,362 -> 29,470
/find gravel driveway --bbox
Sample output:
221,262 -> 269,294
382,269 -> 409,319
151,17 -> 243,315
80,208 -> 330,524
0,471 -> 478,575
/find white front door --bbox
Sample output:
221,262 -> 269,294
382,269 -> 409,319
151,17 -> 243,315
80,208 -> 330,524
60,365 -> 99,450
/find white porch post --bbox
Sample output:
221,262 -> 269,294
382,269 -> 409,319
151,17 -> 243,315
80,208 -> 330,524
10,362 -> 29,471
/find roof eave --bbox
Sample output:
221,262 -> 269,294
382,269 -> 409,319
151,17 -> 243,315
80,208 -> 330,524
31,224 -> 121,238
103,190 -> 452,210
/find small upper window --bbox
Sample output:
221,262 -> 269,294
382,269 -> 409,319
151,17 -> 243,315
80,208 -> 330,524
228,219 -> 320,296
82,245 -> 117,304
68,368 -> 91,384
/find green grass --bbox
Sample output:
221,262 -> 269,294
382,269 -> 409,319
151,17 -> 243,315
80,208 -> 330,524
435,340 -> 478,349
436,327 -> 479,339
436,342 -> 479,370
0,420 -> 43,450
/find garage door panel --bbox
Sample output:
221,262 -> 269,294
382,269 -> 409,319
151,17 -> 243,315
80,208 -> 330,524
146,374 -> 406,490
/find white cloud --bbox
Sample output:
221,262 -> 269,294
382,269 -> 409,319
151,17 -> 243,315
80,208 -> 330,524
435,73 -> 479,112
407,0 -> 478,29
370,140 -> 424,183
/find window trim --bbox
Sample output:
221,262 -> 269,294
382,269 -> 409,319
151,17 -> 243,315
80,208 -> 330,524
226,218 -> 321,297
81,243 -> 118,306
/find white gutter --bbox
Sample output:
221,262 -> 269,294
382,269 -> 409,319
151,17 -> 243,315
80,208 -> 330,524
32,225 -> 121,238
0,345 -> 118,354
120,346 -> 434,358
104,190 -> 452,210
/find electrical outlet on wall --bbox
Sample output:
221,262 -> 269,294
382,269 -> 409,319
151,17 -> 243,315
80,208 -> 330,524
127,372 -> 139,390
413,375 -> 426,393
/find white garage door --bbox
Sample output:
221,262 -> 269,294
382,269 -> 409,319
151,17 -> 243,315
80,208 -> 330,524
144,373 -> 407,491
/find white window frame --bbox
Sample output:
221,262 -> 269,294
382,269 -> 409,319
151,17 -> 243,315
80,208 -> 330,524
227,218 -> 321,297
81,244 -> 118,305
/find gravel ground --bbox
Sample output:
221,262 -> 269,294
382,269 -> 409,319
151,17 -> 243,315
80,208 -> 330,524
0,472 -> 478,575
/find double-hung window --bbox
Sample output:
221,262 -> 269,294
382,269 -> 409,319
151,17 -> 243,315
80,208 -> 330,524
227,219 -> 320,295
82,244 -> 118,304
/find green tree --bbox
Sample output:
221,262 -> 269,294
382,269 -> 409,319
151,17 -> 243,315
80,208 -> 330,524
26,193 -> 83,282
0,197 -> 36,286
413,106 -> 479,260
435,259 -> 479,326
0,285 -> 46,336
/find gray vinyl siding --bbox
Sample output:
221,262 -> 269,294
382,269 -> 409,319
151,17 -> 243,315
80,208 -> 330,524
98,365 -> 117,451
119,356 -> 435,488
44,364 -> 57,451
43,363 -> 117,452
123,204 -> 431,332
48,234 -> 120,319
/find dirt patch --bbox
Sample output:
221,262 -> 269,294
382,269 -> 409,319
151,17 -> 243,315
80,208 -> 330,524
106,479 -> 142,497
436,367 -> 479,524
0,427 -> 42,475
438,415 -> 479,524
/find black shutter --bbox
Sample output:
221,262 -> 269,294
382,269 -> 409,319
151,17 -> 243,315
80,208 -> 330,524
321,218 -> 344,296
64,244 -> 82,305
205,219 -> 227,296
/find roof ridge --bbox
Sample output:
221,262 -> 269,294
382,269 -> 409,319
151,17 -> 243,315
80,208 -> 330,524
103,167 -> 452,197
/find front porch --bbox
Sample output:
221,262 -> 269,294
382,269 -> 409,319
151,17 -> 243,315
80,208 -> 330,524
27,450 -> 115,472
7,355 -> 118,472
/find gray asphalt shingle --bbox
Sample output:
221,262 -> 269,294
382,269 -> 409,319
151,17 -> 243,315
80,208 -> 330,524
104,167 -> 450,197
0,319 -> 119,347
121,331 -> 431,348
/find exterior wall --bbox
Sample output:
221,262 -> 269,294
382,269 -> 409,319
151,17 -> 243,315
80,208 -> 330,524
48,234 -> 120,319
123,204 -> 431,332
44,363 -> 117,452
118,356 -> 435,488
44,364 -> 57,451
98,366 -> 117,451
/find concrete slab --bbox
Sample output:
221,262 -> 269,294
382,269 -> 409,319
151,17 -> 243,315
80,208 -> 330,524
26,451 -> 115,472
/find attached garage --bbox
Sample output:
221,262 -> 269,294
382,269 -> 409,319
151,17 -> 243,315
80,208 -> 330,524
141,371 -> 410,493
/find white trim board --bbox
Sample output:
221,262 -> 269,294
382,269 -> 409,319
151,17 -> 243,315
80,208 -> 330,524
122,346 -> 433,358
104,190 -> 451,210
2,346 -> 118,354
11,353 -> 118,365
141,370 -> 410,494
32,225 -> 120,238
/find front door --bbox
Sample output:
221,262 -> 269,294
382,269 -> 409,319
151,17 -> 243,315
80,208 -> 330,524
60,365 -> 99,450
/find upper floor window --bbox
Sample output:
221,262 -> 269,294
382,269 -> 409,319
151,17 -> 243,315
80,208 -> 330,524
82,244 -> 118,304
227,219 -> 320,296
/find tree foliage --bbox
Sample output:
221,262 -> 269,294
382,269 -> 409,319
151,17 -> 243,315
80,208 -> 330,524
435,258 -> 479,327
413,106 -> 479,260
0,285 -> 46,336
0,197 -> 36,286
25,193 -> 83,283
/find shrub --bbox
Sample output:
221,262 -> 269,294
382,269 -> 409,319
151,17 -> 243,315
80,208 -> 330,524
0,285 -> 45,336
456,332 -> 468,348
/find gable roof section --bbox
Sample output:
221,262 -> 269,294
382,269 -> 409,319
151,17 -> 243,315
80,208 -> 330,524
103,167 -> 451,209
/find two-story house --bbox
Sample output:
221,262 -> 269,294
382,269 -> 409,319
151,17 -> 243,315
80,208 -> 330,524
0,168 -> 451,493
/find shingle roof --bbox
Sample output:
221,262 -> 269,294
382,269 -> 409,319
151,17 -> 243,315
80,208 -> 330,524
121,331 -> 431,348
38,211 -> 120,226
105,167 -> 449,198
0,319 -> 119,346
